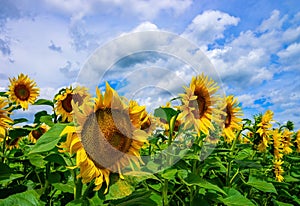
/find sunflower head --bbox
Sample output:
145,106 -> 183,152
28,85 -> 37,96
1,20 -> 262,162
28,123 -> 50,143
221,95 -> 243,143
55,86 -> 91,122
178,74 -> 221,135
0,97 -> 13,138
60,82 -> 149,192
7,73 -> 39,110
6,137 -> 21,150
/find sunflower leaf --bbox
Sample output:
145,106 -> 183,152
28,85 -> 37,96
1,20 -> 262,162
0,190 -> 40,206
29,123 -> 67,154
154,107 -> 179,123
13,118 -> 28,125
33,99 -> 54,107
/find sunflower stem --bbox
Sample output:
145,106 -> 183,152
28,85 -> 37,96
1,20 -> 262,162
82,180 -> 95,200
75,178 -> 83,200
226,129 -> 242,187
162,179 -> 169,206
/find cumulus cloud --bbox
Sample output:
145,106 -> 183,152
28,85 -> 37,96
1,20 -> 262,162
182,10 -> 240,47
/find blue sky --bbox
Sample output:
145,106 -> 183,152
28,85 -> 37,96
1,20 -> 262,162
0,0 -> 299,129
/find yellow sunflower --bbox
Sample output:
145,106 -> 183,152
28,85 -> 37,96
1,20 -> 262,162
295,130 -> 300,153
178,74 -> 222,135
273,159 -> 284,182
28,123 -> 50,143
5,137 -> 21,150
256,110 -> 273,152
60,82 -> 149,192
221,95 -> 243,143
281,129 -> 293,155
7,73 -> 39,110
272,129 -> 283,160
0,97 -> 13,139
55,86 -> 91,122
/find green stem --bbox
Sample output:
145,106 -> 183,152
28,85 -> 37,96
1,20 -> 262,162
162,179 -> 169,206
226,130 -> 242,187
75,178 -> 83,200
82,180 -> 95,200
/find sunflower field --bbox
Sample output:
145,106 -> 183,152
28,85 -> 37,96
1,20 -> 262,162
0,73 -> 300,206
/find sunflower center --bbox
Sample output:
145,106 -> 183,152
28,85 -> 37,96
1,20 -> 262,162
225,105 -> 232,128
32,127 -> 46,140
72,93 -> 85,106
81,108 -> 133,170
62,94 -> 73,113
14,84 -> 30,100
190,89 -> 209,119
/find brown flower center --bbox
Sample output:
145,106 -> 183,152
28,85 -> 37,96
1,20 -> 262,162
81,108 -> 133,170
225,105 -> 232,128
62,94 -> 73,113
31,127 -> 46,140
14,84 -> 30,100
190,89 -> 210,119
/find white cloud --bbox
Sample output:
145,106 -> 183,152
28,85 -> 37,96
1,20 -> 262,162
43,0 -> 192,20
278,43 -> 300,70
132,21 -> 158,32
182,10 -> 240,47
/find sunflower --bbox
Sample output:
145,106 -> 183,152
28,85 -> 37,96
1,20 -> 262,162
55,86 -> 91,122
256,110 -> 273,152
221,96 -> 243,143
7,73 -> 39,110
281,129 -> 293,155
272,129 -> 283,160
295,130 -> 300,153
0,97 -> 13,139
5,137 -> 21,150
28,123 -> 50,143
60,82 -> 149,192
273,159 -> 284,182
178,74 -> 222,135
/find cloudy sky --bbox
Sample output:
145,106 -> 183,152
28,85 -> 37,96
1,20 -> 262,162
0,0 -> 299,129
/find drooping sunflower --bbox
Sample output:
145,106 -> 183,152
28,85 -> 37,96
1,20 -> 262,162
281,129 -> 293,155
178,74 -> 222,135
256,110 -> 273,152
28,123 -> 50,143
60,82 -> 149,192
221,95 -> 243,143
295,130 -> 300,153
271,129 -> 283,160
5,137 -> 21,150
7,73 -> 39,110
55,86 -> 91,122
273,159 -> 284,182
0,97 -> 13,139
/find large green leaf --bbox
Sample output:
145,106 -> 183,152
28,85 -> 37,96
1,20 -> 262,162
29,123 -> 67,154
12,118 -> 28,125
161,168 -> 177,180
105,177 -> 135,200
44,153 -> 67,165
8,128 -> 31,139
0,163 -> 23,184
0,190 -> 40,206
220,188 -> 255,206
183,173 -> 226,195
109,190 -> 156,206
246,176 -> 277,194
40,115 -> 54,126
52,183 -> 74,193
273,200 -> 294,206
28,153 -> 46,168
154,107 -> 179,123
33,99 -> 54,107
